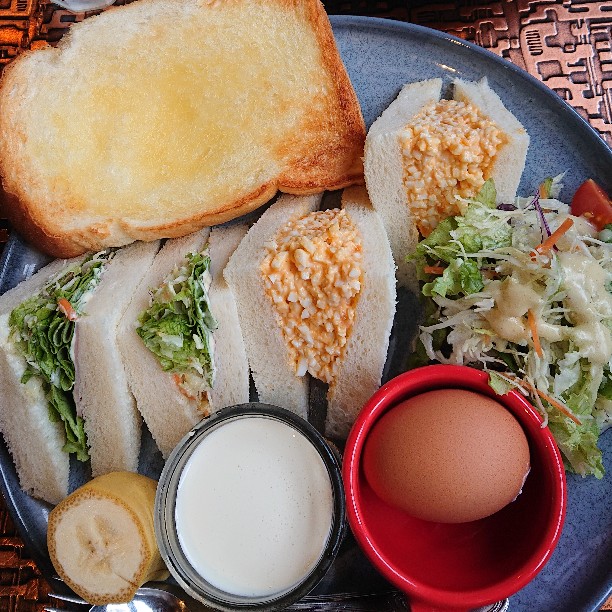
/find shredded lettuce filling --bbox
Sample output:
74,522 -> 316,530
137,250 -> 217,404
8,252 -> 110,461
410,179 -> 612,478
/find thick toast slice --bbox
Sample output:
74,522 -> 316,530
0,0 -> 365,258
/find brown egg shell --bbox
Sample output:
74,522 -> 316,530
362,388 -> 531,523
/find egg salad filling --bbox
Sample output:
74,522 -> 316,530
411,178 -> 612,478
261,209 -> 363,384
401,99 -> 507,237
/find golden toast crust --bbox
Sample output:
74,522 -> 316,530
0,0 -> 365,258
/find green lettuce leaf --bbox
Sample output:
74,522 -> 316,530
47,385 -> 88,461
599,370 -> 612,400
413,217 -> 458,270
548,414 -> 603,479
412,188 -> 510,290
9,252 -> 109,461
422,258 -> 484,298
137,250 -> 217,397
488,371 -> 515,396
474,178 -> 497,208
454,203 -> 513,253
562,363 -> 600,417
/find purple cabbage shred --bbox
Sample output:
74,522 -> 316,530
532,190 -> 554,246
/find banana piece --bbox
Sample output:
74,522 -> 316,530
47,472 -> 169,605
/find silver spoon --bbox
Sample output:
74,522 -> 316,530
48,584 -> 204,612
89,586 -> 192,611
48,584 -> 418,611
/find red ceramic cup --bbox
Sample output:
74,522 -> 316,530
343,365 -> 566,612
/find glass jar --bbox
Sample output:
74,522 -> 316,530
155,403 -> 346,611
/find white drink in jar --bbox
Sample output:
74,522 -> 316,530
174,416 -> 334,598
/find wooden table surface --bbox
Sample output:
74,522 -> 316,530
0,0 -> 610,610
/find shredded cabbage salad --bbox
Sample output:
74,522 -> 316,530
137,250 -> 217,408
410,178 -> 612,478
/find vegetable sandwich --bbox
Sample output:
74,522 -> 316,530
118,226 -> 250,458
0,242 -> 159,504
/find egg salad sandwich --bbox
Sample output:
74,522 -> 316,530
364,77 -> 529,288
0,0 -> 365,259
118,226 -> 250,458
224,187 -> 396,439
0,241 -> 159,504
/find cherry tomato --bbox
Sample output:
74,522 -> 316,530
570,179 -> 612,231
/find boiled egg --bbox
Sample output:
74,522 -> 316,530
362,388 -> 530,523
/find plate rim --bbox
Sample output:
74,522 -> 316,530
329,14 -> 612,168
0,12 -> 610,612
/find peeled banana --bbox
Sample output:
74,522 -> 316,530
47,471 -> 169,605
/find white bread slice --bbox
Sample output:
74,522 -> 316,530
207,224 -> 250,411
118,230 -> 211,458
118,228 -> 250,458
452,78 -> 529,203
224,195 -> 322,419
364,77 -> 529,289
73,241 -> 160,477
0,258 -> 80,504
225,191 -> 396,435
325,186 -> 396,439
0,0 -> 365,259
364,79 -> 442,289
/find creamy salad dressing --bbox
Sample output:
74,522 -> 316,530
484,275 -> 543,343
481,228 -> 612,360
558,250 -> 612,365
174,416 -> 334,598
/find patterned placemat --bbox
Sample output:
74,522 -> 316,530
0,506 -> 50,612
0,1 -> 610,610
326,0 -> 612,147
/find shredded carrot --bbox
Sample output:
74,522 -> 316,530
423,265 -> 446,275
535,388 -> 582,426
531,217 -> 574,258
57,298 -> 77,321
506,374 -> 582,426
538,184 -> 549,199
527,309 -> 543,358
173,373 -> 196,401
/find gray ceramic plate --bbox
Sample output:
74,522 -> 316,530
0,15 -> 610,612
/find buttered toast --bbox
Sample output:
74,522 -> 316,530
0,0 -> 365,258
